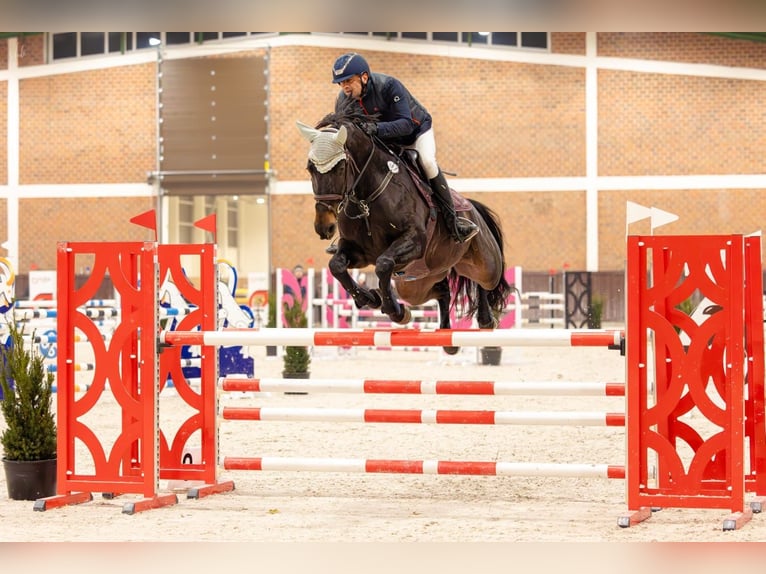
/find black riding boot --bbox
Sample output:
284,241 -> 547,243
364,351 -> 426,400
429,171 -> 479,243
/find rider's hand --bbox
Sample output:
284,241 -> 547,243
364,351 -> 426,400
360,121 -> 378,137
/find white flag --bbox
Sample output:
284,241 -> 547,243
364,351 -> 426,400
650,207 -> 679,231
626,201 -> 652,225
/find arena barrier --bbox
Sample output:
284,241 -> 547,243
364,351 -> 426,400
38,218 -> 766,530
3,258 -> 256,394
276,264 -> 565,332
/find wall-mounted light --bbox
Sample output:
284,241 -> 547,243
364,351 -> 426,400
149,37 -> 161,47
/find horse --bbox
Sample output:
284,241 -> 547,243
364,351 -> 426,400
296,108 -> 512,354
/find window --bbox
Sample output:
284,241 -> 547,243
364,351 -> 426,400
178,197 -> 195,244
491,32 -> 517,46
166,32 -> 192,45
52,32 -> 76,59
195,32 -> 219,42
521,32 -> 548,49
136,32 -> 161,49
462,32 -> 489,45
433,32 -> 458,42
108,32 -> 131,53
227,200 -> 239,248
81,32 -> 105,56
337,31 -> 547,50
50,32 -> 548,62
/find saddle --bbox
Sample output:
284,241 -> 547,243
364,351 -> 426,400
390,148 -> 472,282
397,148 -> 472,212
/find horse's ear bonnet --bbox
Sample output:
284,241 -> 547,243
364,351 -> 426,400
297,121 -> 347,174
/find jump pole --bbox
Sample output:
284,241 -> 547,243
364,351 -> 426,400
162,327 -> 624,349
221,406 -> 625,426
223,457 -> 626,479
221,378 -> 626,396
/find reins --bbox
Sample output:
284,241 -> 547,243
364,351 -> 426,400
311,125 -> 398,235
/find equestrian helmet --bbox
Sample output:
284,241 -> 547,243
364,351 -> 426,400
332,53 -> 370,83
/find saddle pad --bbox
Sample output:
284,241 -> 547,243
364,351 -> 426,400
451,189 -> 472,212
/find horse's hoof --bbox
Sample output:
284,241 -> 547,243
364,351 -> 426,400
393,307 -> 412,325
443,346 -> 459,356
354,289 -> 382,310
368,289 -> 382,308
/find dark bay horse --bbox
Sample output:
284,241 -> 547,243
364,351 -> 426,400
297,109 -> 511,353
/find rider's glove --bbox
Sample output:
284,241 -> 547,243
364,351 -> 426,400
360,122 -> 378,137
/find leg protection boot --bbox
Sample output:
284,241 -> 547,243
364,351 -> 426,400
429,171 -> 479,243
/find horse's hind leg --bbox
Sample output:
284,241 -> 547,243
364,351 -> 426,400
432,278 -> 459,355
475,287 -> 495,329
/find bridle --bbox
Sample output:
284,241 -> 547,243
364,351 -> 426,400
311,124 -> 398,234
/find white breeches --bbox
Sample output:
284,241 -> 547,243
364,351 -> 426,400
406,128 -> 439,180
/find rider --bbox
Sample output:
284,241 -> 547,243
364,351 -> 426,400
325,52 -> 479,254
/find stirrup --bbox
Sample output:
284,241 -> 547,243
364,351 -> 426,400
455,217 -> 479,242
325,243 -> 338,254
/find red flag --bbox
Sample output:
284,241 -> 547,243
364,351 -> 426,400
129,210 -> 157,241
194,213 -> 217,239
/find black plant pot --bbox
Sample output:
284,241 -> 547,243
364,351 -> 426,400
479,347 -> 503,366
3,458 -> 57,500
266,346 -> 277,357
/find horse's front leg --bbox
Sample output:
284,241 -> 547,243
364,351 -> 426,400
374,234 -> 422,325
327,249 -> 381,310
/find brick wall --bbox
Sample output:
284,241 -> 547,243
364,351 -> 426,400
20,64 -> 156,184
599,189 -> 766,269
551,33 -> 587,55
21,197 -> 157,270
270,194 -> 326,272
271,45 -> 586,181
599,70 -> 766,176
598,32 -> 766,68
17,34 -> 45,67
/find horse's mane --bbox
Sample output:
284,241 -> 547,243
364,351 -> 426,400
316,99 -> 378,130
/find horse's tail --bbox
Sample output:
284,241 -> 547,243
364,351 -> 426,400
450,199 -> 513,320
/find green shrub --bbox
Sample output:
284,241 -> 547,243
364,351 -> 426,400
587,295 -> 604,329
0,321 -> 57,461
282,301 -> 310,376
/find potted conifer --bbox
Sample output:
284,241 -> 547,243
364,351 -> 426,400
0,320 -> 58,500
587,295 -> 605,329
282,299 -> 310,380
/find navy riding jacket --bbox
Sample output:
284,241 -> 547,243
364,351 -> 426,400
335,72 -> 433,146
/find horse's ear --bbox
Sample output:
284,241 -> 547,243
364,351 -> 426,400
296,121 -> 320,142
336,125 -> 347,146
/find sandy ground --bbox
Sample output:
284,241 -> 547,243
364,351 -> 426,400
2,329 -> 766,552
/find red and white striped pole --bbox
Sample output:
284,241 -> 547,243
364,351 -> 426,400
221,406 -> 626,426
221,378 -> 626,396
162,327 -> 624,349
223,456 -> 626,479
